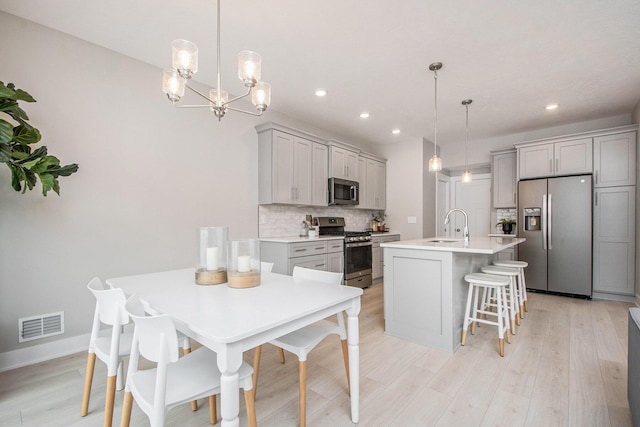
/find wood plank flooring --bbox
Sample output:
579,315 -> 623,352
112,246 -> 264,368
0,284 -> 635,426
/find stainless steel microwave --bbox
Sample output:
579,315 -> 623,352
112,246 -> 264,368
328,177 -> 359,206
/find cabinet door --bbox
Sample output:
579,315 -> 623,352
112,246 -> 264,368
555,138 -> 592,175
374,161 -> 386,209
593,186 -> 636,295
327,252 -> 344,275
293,137 -> 313,205
345,150 -> 359,179
272,130 -> 295,203
594,131 -> 636,188
519,143 -> 554,179
330,147 -> 347,179
372,246 -> 382,279
311,143 -> 328,206
492,152 -> 516,208
288,254 -> 328,275
357,156 -> 369,209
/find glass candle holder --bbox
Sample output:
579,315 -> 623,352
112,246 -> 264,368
195,226 -> 228,285
227,239 -> 260,288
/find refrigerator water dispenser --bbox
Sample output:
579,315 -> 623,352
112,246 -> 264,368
524,207 -> 541,231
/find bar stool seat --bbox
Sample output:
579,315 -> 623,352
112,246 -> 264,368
493,260 -> 529,313
480,265 -> 521,331
462,273 -> 511,357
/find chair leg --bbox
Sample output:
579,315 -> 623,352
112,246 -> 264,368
208,395 -> 216,424
120,391 -> 133,427
80,352 -> 96,416
252,345 -> 262,396
182,347 -> 198,411
299,360 -> 307,427
279,347 -> 286,363
340,339 -> 350,393
461,283 -> 474,346
244,389 -> 257,427
104,375 -> 117,427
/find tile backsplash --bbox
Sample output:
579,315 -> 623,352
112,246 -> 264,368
495,208 -> 517,234
259,205 -> 378,237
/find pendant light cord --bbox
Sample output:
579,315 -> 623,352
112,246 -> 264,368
216,0 -> 221,108
434,69 -> 438,156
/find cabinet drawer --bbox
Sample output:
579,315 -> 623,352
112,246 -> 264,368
288,241 -> 328,258
288,254 -> 328,274
327,239 -> 344,253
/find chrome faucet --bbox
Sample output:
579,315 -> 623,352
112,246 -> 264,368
444,208 -> 469,243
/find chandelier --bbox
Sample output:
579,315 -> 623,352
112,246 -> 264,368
428,62 -> 443,172
161,0 -> 271,120
462,99 -> 473,182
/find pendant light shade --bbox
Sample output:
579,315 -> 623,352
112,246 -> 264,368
462,99 -> 473,182
429,62 -> 443,172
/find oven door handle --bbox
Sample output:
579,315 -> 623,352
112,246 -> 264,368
345,241 -> 372,248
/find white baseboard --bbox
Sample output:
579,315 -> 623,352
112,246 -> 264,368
0,333 -> 90,373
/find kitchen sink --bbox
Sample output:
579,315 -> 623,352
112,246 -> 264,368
426,239 -> 458,243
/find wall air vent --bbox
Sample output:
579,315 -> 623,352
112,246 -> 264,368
19,311 -> 64,343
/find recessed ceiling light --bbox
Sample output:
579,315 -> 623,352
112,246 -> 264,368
360,112 -> 370,119
545,103 -> 559,110
392,129 -> 401,135
315,89 -> 327,97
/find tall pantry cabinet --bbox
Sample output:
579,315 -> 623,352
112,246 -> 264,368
593,130 -> 637,297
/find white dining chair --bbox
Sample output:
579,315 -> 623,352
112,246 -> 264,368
260,261 -> 274,272
253,266 -> 348,427
120,295 -> 257,427
81,277 -> 133,427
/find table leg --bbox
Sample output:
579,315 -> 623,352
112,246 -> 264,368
217,346 -> 243,427
346,297 -> 361,424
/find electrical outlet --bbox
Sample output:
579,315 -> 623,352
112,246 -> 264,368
407,216 -> 417,224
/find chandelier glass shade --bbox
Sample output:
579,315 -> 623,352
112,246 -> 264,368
162,0 -> 271,120
462,99 -> 473,183
428,62 -> 443,172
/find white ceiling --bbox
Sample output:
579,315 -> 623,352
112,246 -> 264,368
2,0 -> 639,147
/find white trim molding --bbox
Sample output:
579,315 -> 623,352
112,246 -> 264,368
0,333 -> 89,373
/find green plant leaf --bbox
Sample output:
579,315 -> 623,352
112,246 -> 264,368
0,84 -> 14,98
0,119 -> 12,143
11,89 -> 36,103
16,145 -> 47,164
12,125 -> 41,145
30,155 -> 59,174
39,173 -> 55,196
52,163 -> 79,177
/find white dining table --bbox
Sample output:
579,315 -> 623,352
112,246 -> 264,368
107,268 -> 363,427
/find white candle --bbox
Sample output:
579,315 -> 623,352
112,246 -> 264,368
237,255 -> 251,273
206,247 -> 219,271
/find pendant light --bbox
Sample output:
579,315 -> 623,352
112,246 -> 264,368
428,62 -> 443,172
462,99 -> 473,182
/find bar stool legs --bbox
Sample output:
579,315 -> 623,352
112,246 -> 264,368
462,273 -> 511,357
493,260 -> 529,315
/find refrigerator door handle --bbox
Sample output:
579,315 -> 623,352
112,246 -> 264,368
548,193 -> 553,250
542,194 -> 547,250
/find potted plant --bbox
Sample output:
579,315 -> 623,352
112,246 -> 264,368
497,219 -> 516,235
0,82 -> 78,196
371,211 -> 386,232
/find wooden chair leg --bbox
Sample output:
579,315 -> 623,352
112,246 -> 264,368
299,360 -> 307,427
244,389 -> 257,427
340,339 -> 350,393
208,395 -> 216,424
182,347 -> 198,411
120,391 -> 133,427
80,352 -> 96,416
104,375 -> 117,427
252,345 -> 262,396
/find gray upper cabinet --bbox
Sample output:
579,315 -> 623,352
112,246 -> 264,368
329,144 -> 359,180
357,155 -> 387,210
357,156 -> 368,209
518,138 -> 592,179
593,131 -> 636,188
491,149 -> 516,208
257,123 -> 327,206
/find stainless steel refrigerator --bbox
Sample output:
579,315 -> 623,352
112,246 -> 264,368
517,175 -> 592,297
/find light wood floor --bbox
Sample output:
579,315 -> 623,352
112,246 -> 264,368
0,284 -> 635,426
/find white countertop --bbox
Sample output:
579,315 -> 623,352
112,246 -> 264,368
259,235 -> 344,243
380,236 -> 525,254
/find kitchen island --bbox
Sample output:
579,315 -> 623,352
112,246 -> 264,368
380,236 -> 524,353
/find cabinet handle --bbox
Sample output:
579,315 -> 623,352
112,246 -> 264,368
595,192 -> 598,206
315,264 -> 325,268
315,246 -> 324,250
556,158 -> 559,172
595,170 -> 598,184
549,159 -> 553,173
291,187 -> 294,201
294,248 -> 307,252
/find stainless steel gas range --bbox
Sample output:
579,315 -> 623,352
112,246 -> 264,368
317,217 -> 372,288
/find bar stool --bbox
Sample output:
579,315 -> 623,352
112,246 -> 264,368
462,273 -> 511,357
493,260 -> 529,314
480,265 -> 520,333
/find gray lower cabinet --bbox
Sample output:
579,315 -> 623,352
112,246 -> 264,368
372,234 -> 400,281
593,186 -> 636,296
260,238 -> 344,276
